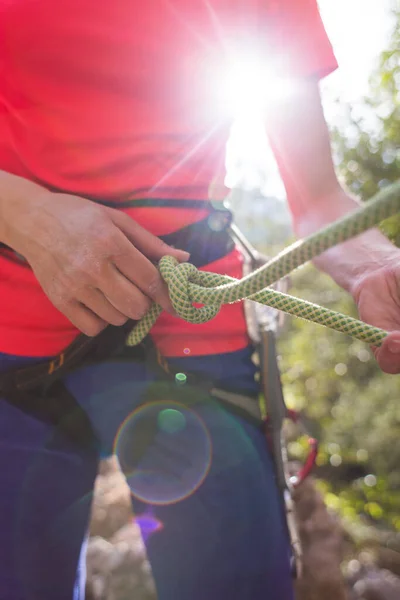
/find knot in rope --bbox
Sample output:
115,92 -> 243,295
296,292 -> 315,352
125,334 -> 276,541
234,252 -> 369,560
126,180 -> 400,349
159,256 -> 221,324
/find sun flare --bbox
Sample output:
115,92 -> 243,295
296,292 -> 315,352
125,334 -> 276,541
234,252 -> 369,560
224,0 -> 392,195
221,57 -> 295,120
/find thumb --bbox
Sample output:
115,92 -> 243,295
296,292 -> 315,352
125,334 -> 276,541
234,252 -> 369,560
109,209 -> 190,263
373,331 -> 400,375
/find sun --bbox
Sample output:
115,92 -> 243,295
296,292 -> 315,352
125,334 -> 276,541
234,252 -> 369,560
223,0 -> 392,194
219,51 -> 295,196
221,55 -> 296,121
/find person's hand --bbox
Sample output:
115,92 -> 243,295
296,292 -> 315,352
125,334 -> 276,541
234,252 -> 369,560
5,191 -> 189,336
353,257 -> 400,374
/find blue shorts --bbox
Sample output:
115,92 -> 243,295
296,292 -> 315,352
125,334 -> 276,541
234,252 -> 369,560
0,348 -> 294,600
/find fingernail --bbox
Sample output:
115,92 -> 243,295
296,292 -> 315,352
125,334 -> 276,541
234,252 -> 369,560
180,251 -> 190,261
389,340 -> 400,354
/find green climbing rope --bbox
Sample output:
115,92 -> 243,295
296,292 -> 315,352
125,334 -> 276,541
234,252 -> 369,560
126,181 -> 400,349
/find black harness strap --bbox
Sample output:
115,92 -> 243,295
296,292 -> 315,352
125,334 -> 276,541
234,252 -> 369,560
0,197 -> 236,446
2,380 -> 97,451
0,198 -> 234,388
0,323 -> 144,450
0,320 -> 140,393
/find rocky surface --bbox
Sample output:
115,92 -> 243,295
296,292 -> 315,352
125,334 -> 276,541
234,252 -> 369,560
85,458 -> 400,600
86,528 -> 156,600
292,476 -> 348,600
86,457 -> 156,600
89,457 -> 134,540
347,564 -> 400,600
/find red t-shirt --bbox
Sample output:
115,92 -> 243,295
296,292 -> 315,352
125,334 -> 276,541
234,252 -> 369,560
0,0 -> 337,357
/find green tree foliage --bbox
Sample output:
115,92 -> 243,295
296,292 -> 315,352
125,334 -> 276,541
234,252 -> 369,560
331,5 -> 400,245
278,266 -> 400,532
277,9 -> 400,534
230,7 -> 400,536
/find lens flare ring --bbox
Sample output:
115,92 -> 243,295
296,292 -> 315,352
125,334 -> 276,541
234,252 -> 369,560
113,400 -> 212,506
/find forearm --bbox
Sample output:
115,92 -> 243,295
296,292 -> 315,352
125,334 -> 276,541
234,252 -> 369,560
266,82 -> 397,296
0,170 -> 47,248
294,187 -> 397,296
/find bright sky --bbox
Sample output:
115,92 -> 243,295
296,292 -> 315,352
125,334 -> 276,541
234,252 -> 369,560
319,0 -> 394,114
227,0 -> 395,198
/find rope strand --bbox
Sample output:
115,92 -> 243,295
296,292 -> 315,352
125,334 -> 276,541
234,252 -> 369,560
126,181 -> 400,348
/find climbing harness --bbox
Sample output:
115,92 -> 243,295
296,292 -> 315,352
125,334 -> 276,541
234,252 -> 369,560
260,325 -> 308,578
126,180 -> 400,348
0,181 -> 399,443
231,220 -> 313,579
122,181 -> 399,578
0,181 -> 399,571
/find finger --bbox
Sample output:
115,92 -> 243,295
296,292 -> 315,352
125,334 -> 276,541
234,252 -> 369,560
61,300 -> 108,337
109,209 -> 190,263
111,233 -> 176,314
97,263 -> 153,319
77,287 -> 129,326
373,331 -> 400,375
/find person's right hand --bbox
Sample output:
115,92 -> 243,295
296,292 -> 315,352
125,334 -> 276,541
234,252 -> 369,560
5,191 -> 189,336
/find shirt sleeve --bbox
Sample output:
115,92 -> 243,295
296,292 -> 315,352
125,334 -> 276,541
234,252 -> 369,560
259,0 -> 338,81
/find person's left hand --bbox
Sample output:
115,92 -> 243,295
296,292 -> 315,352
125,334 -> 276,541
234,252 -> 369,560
353,257 -> 400,374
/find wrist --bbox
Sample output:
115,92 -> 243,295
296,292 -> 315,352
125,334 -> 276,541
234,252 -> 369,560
294,188 -> 398,296
323,233 -> 398,298
0,170 -> 49,250
293,187 -> 361,237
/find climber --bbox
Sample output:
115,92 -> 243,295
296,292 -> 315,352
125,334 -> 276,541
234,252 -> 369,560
0,1 -> 399,599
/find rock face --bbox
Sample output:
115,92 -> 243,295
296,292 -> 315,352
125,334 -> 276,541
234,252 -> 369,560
376,546 -> 400,578
86,459 -> 400,600
292,476 -> 348,600
347,565 -> 400,600
86,457 -> 156,600
85,528 -> 156,600
89,456 -> 134,540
